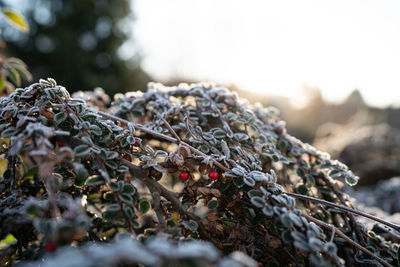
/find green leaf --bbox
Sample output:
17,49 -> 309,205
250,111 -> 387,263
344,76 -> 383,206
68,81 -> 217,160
122,184 -> 136,194
243,176 -> 255,186
2,8 -> 29,32
329,170 -> 340,177
0,234 -> 17,249
109,182 -> 121,191
139,199 -> 150,213
85,175 -> 104,186
278,140 -> 287,150
305,174 -> 315,187
74,145 -> 90,157
1,127 -> 17,137
25,202 -> 39,216
74,167 -> 88,186
220,180 -> 232,191
105,161 -> 118,170
345,174 -> 358,186
54,112 -> 67,124
103,211 -> 117,221
131,109 -> 143,118
296,184 -> 308,195
126,135 -> 135,144
90,124 -> 102,136
182,220 -> 198,231
250,196 -> 265,208
119,193 -> 133,203
280,213 -> 293,227
281,230 -> 293,244
213,129 -> 226,139
247,189 -> 264,198
200,145 -> 210,153
296,168 -> 305,177
323,242 -> 338,255
6,67 -> 21,87
124,205 -> 135,219
232,167 -> 246,177
120,137 -> 129,147
308,237 -> 323,252
234,133 -> 250,142
155,150 -> 168,157
262,206 -> 274,217
0,76 -> 5,93
233,177 -> 245,187
106,203 -> 121,212
103,192 -> 115,201
105,151 -> 118,160
128,123 -> 135,134
13,65 -> 32,82
207,199 -> 218,210
24,166 -> 39,178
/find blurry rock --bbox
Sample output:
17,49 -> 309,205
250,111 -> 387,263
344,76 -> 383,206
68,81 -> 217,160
314,123 -> 400,185
351,177 -> 400,214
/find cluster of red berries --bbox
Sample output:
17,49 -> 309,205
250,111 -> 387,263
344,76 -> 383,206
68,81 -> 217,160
179,170 -> 219,181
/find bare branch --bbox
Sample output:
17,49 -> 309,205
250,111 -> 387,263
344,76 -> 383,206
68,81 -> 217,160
286,192 -> 400,232
303,213 -> 393,267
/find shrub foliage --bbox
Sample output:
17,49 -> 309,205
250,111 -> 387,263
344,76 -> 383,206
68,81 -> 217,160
0,79 -> 398,266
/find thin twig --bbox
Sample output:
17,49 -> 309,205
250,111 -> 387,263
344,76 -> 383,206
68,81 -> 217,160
330,225 -> 336,242
286,192 -> 400,232
303,213 -> 393,267
202,93 -> 234,138
97,110 -> 230,172
184,116 -> 219,155
148,184 -> 168,231
321,174 -> 366,246
97,110 -> 177,143
119,157 -> 216,244
154,111 -> 181,142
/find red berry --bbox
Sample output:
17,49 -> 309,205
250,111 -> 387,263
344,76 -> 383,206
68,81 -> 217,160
133,141 -> 140,146
56,141 -> 65,147
179,171 -> 189,181
45,241 -> 58,253
123,154 -> 132,162
208,170 -> 219,180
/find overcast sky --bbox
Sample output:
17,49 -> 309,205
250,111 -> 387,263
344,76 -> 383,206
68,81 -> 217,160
132,0 -> 400,107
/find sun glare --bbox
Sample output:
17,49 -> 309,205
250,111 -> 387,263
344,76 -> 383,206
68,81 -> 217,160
133,0 -> 400,107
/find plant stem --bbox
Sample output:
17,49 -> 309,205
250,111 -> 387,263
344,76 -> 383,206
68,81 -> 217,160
286,192 -> 400,232
303,213 -> 393,267
97,110 -> 231,172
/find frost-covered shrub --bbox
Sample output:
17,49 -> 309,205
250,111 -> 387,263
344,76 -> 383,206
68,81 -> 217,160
0,79 -> 398,266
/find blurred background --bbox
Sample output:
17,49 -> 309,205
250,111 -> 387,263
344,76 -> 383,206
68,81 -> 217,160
1,0 -> 400,204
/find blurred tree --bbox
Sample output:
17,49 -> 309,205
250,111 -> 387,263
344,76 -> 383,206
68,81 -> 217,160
2,0 -> 150,95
